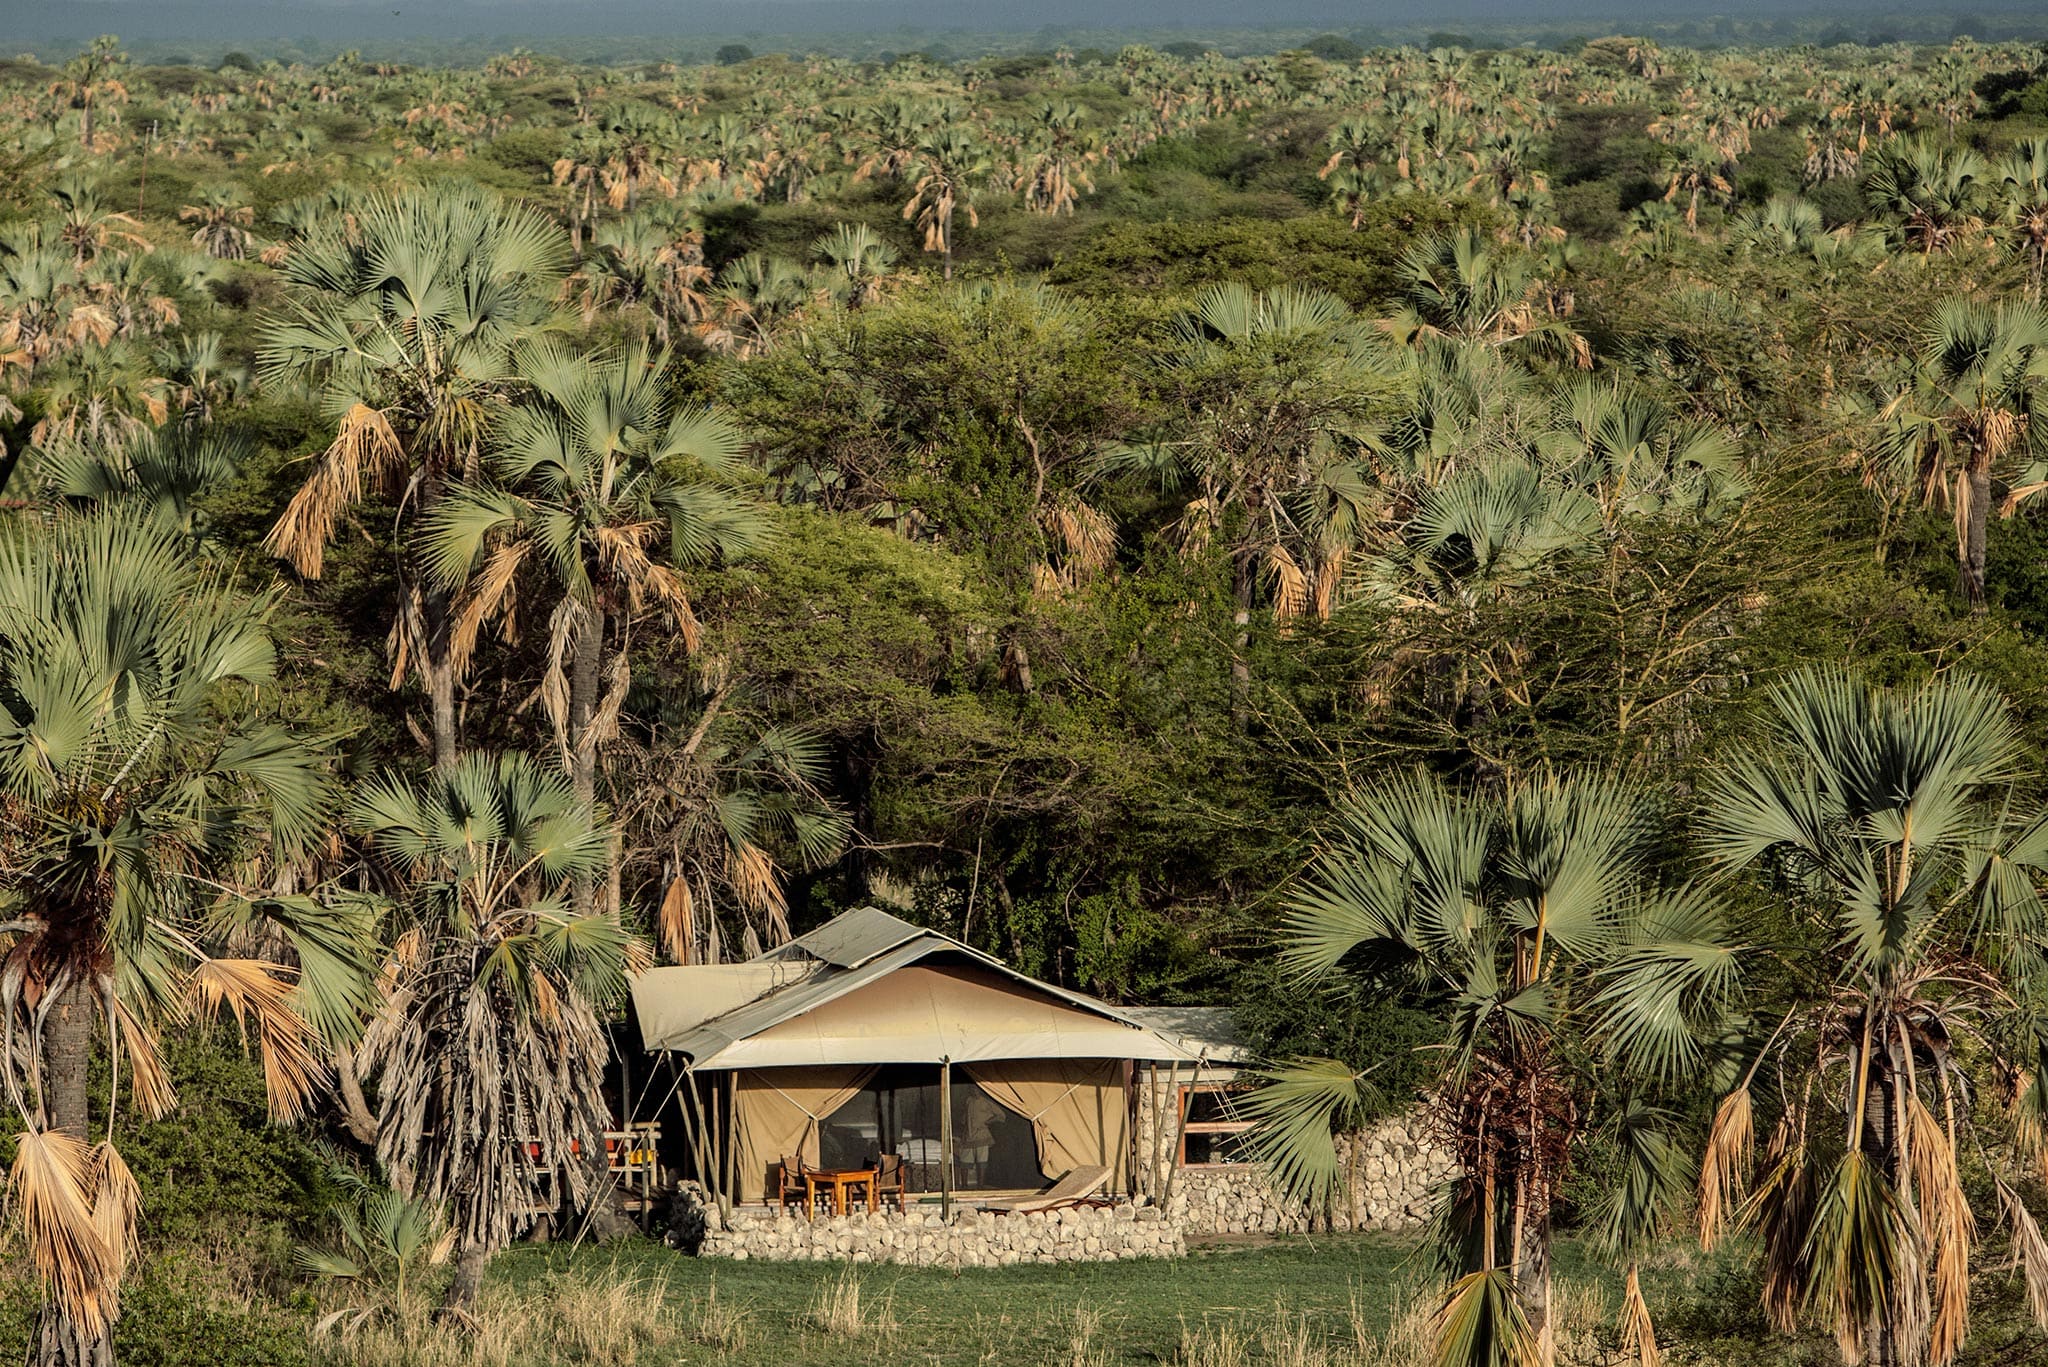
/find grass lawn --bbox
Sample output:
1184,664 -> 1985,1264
485,1232 -> 1634,1367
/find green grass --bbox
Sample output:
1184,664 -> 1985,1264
484,1233 -> 1627,1367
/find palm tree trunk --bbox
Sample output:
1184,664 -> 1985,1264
42,977 -> 93,1137
36,978 -> 109,1367
445,1241 -> 487,1314
568,603 -> 602,808
424,585 -> 459,770
568,604 -> 603,913
1518,1184 -> 1554,1367
418,470 -> 460,770
1959,451 -> 1991,610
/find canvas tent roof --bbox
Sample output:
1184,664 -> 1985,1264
1121,1006 -> 1256,1066
630,907 -> 1200,1069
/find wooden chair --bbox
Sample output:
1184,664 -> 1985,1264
776,1154 -> 813,1216
870,1152 -> 907,1214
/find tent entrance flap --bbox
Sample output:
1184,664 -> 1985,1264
967,1058 -> 1129,1189
731,1065 -> 878,1203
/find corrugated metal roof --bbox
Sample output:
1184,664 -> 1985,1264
632,907 -> 1203,1067
762,905 -> 929,969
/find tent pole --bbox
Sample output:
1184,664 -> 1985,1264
940,1056 -> 953,1222
1161,1051 -> 1206,1208
721,1075 -> 737,1220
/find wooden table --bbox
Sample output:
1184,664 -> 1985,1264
806,1166 -> 876,1219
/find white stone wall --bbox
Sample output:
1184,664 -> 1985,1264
700,1199 -> 1183,1266
1135,1074 -> 1455,1236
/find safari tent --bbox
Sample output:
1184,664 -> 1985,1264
626,907 -> 1202,1208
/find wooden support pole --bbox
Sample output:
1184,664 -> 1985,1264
1160,1052 -> 1206,1208
940,1056 -> 954,1222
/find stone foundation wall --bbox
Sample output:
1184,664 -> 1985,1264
701,1200 -> 1183,1266
1136,1077 -> 1455,1237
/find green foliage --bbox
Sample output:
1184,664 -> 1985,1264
1047,203 -> 1473,307
110,1038 -> 340,1249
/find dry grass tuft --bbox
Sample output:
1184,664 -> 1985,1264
801,1265 -> 896,1340
310,1263 -> 682,1367
691,1275 -> 751,1350
1172,1289 -> 1437,1367
1057,1303 -> 1114,1367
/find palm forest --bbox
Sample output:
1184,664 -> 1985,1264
10,26 -> 2048,1367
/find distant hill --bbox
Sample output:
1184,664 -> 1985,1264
6,0 -> 2044,61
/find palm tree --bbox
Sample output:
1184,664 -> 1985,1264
47,178 -> 148,270
423,343 -> 769,820
349,751 -> 640,1311
260,183 -> 568,769
811,222 -> 897,308
1538,379 -> 1744,529
1102,283 -> 1396,714
1863,137 -> 1987,256
1697,669 -> 2048,1367
0,511 -> 375,1366
1865,296 -> 2048,609
1995,137 -> 2048,300
179,187 -> 256,261
613,694 -> 851,963
1387,230 -> 1590,367
49,36 -> 127,152
18,423 -> 240,549
562,212 -> 711,344
901,127 -> 990,280
1252,770 -> 1740,1367
1015,100 -> 1097,217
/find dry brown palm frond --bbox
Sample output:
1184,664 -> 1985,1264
10,1128 -> 114,1331
581,654 -> 630,757
728,842 -> 788,942
640,565 -> 702,651
1266,544 -> 1309,621
538,598 -> 584,756
657,875 -> 695,963
528,965 -> 561,1025
1981,409 -> 2021,463
266,403 -> 405,578
112,1000 -> 177,1121
1699,1087 -> 1754,1251
1041,498 -> 1117,575
1996,1178 -> 2048,1329
451,538 -> 531,675
1312,549 -> 1346,619
88,1142 -> 139,1308
1619,1262 -> 1661,1367
1746,1111 -> 1811,1335
1906,1095 -> 1973,1366
185,958 -> 325,1122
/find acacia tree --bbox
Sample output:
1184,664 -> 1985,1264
1697,669 -> 2048,1367
261,183 -> 567,769
1251,770 -> 1740,1367
350,752 -> 639,1312
0,512 -> 375,1367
